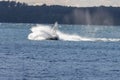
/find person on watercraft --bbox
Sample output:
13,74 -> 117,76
46,22 -> 59,40
52,22 -> 58,33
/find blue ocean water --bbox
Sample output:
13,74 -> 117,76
0,23 -> 120,80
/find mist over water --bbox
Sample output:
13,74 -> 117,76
64,8 -> 114,25
28,24 -> 120,42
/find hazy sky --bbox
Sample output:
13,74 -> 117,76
2,0 -> 120,7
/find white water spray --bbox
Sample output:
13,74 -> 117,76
28,24 -> 120,42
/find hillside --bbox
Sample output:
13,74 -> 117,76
0,1 -> 120,25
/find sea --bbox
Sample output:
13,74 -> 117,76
0,23 -> 120,80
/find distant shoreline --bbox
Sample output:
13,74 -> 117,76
0,1 -> 120,26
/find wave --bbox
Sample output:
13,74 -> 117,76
28,24 -> 120,42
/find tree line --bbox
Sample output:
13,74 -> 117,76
0,1 -> 120,25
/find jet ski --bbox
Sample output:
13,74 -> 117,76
46,22 -> 59,40
46,36 -> 59,40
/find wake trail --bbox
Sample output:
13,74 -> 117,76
28,25 -> 120,42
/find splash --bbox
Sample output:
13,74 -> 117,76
28,24 -> 120,42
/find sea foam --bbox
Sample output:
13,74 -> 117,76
28,24 -> 120,42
